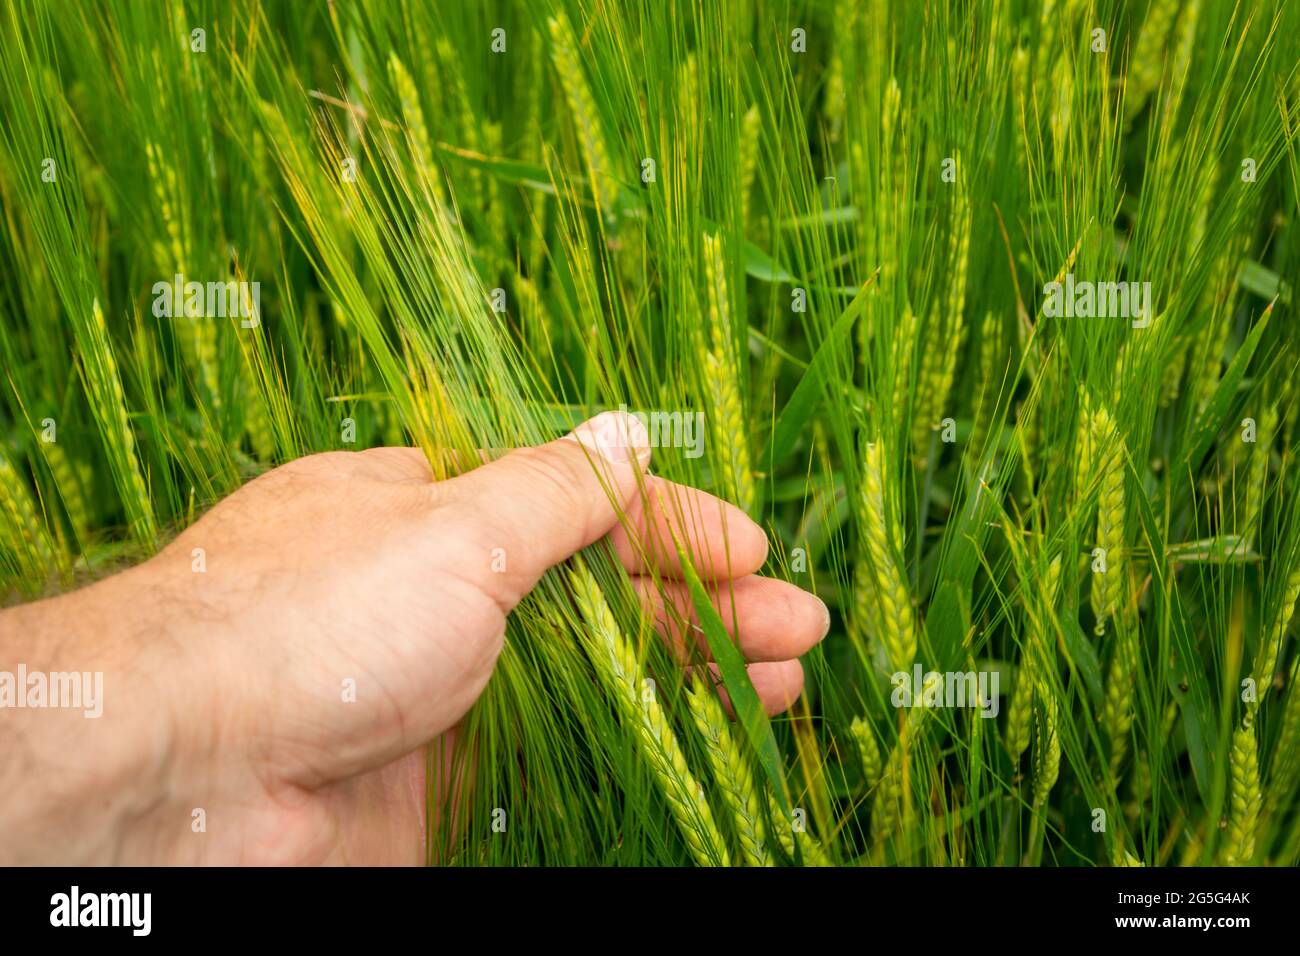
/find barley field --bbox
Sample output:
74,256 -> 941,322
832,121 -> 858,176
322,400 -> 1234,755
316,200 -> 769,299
1,0 -> 1298,866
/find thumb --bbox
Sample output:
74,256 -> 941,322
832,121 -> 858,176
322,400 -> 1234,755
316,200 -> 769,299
437,410 -> 652,610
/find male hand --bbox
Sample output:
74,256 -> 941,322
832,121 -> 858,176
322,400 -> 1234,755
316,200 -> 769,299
0,412 -> 829,864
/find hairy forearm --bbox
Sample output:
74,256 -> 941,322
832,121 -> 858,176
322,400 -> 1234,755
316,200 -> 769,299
0,563 -> 193,863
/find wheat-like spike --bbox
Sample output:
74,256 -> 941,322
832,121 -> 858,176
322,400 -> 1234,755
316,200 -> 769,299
860,441 -> 916,673
871,676 -> 940,847
878,76 -> 902,287
1103,631 -> 1140,777
1242,402 -> 1276,549
850,716 -> 883,787
765,793 -> 833,866
1011,46 -> 1029,176
913,179 -> 971,466
482,120 -> 507,266
569,564 -> 730,866
144,141 -> 185,267
1030,692 -> 1061,810
88,298 -> 155,544
1071,390 -> 1095,505
970,311 -> 1001,456
675,52 -> 700,143
513,274 -> 555,360
0,451 -> 55,580
1004,630 -> 1035,760
1191,231 -> 1248,413
387,53 -> 447,206
739,105 -> 761,233
37,440 -> 90,545
235,348 -> 275,461
823,24 -> 846,144
1124,0 -> 1180,123
1160,0 -> 1201,124
910,312 -> 944,465
1251,555 -> 1300,716
890,305 -> 917,431
1265,657 -> 1300,820
1006,555 -> 1063,759
702,233 -> 754,514
685,684 -> 770,866
547,14 -> 619,215
1221,722 -> 1262,865
1091,406 -> 1137,771
1090,405 -> 1126,633
434,37 -> 483,211
145,142 -> 222,413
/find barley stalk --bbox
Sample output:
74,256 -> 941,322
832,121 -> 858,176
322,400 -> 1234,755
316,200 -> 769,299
435,38 -> 484,211
859,440 -> 915,674
37,440 -> 90,545
871,675 -> 940,848
766,793 -> 833,866
685,684 -> 770,866
547,14 -> 619,215
1220,722 -> 1261,865
86,298 -> 155,545
739,105 -> 761,233
1249,561 -> 1300,723
970,311 -> 1001,456
1031,692 -> 1061,811
1124,0 -> 1179,123
0,451 -> 55,582
850,715 -> 883,788
1006,555 -> 1063,759
1265,657 -> 1300,821
569,563 -> 730,866
1241,403 -> 1276,550
387,53 -> 447,206
702,232 -> 753,514
1090,405 -> 1126,634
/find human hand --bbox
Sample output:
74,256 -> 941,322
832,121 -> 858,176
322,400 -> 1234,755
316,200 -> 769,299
0,412 -> 829,864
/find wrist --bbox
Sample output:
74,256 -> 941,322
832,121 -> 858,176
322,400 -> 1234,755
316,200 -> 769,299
0,561 -> 204,863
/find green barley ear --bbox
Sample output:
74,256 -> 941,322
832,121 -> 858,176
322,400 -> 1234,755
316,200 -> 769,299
890,305 -> 918,435
1071,389 -> 1095,505
859,439 -> 916,674
765,792 -> 833,866
1090,405 -> 1126,633
1005,554 -> 1063,760
569,562 -> 730,866
1251,558 -> 1300,713
86,298 -> 156,546
37,439 -> 90,546
1265,657 -> 1300,822
685,683 -> 769,866
1030,693 -> 1061,810
1241,402 -> 1277,550
969,310 -> 1001,457
0,451 -> 56,588
738,104 -> 761,233
387,52 -> 446,206
701,232 -> 754,514
850,715 -> 883,788
1124,0 -> 1179,124
911,164 -> 969,468
1221,722 -> 1262,865
871,673 -> 940,851
547,13 -> 619,216
1091,405 -> 1138,772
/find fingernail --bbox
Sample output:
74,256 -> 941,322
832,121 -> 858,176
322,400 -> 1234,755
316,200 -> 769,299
816,596 -> 831,638
564,410 -> 651,467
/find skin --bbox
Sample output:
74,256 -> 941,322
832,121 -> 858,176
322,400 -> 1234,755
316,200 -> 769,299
0,412 -> 828,864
